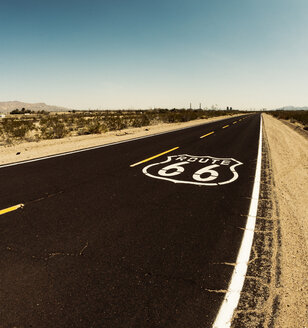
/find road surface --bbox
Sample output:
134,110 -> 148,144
0,114 -> 261,327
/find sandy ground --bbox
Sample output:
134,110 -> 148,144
280,118 -> 308,140
0,115 -> 241,166
231,113 -> 307,328
262,114 -> 308,327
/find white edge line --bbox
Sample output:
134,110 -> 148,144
0,115 -> 246,169
212,115 -> 263,328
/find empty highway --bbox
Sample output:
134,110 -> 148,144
0,113 -> 262,328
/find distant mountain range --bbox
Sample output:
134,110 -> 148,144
275,106 -> 308,111
0,101 -> 73,113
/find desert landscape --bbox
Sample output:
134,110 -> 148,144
1,107 -> 307,327
1,1 -> 308,327
0,106 -> 242,164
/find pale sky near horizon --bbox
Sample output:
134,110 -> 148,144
1,0 -> 308,110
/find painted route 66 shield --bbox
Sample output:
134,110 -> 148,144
142,154 -> 243,186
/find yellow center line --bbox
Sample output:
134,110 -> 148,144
0,203 -> 24,216
233,121 -> 237,124
130,147 -> 179,167
222,125 -> 229,129
200,131 -> 214,139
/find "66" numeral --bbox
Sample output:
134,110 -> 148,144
158,162 -> 220,182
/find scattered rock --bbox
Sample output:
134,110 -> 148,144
116,132 -> 129,136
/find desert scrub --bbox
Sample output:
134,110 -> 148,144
0,118 -> 35,140
39,116 -> 69,139
104,116 -> 129,131
130,114 -> 151,127
266,110 -> 308,128
78,119 -> 106,135
0,108 -> 245,143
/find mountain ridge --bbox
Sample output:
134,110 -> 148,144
0,101 -> 74,113
275,106 -> 308,111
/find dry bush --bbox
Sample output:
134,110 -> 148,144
267,110 -> 308,128
39,116 -> 69,139
1,118 -> 35,139
0,109 -> 244,143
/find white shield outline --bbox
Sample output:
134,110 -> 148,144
142,154 -> 243,186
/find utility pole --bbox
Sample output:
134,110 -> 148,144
199,103 -> 201,110
189,103 -> 192,110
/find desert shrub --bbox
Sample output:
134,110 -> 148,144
76,117 -> 87,129
40,124 -> 68,139
131,117 -> 143,127
1,118 -> 35,139
39,117 -> 69,139
37,110 -> 49,115
141,114 -> 151,126
267,110 -> 308,126
80,119 -> 103,135
104,116 -> 128,131
0,108 -> 246,142
10,108 -> 34,115
130,114 -> 151,127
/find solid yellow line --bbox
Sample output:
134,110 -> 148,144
0,204 -> 24,216
222,125 -> 229,129
200,131 -> 214,139
130,147 -> 179,167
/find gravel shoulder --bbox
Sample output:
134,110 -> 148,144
232,113 -> 308,327
262,114 -> 308,327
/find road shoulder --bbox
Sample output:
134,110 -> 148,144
233,114 -> 308,327
263,113 -> 308,327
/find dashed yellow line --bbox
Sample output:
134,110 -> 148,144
130,147 -> 179,167
232,121 -> 237,124
222,125 -> 229,129
0,204 -> 24,216
200,131 -> 214,139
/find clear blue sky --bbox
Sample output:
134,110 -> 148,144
1,0 -> 307,110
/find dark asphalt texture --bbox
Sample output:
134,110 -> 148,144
0,113 -> 261,328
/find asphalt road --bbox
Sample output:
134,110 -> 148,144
0,113 -> 261,328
